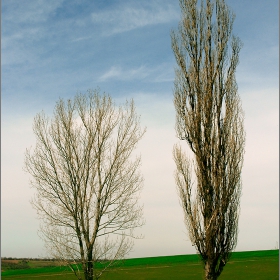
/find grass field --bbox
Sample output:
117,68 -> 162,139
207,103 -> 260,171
2,250 -> 278,280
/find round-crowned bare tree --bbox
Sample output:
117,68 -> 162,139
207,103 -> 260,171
25,89 -> 146,280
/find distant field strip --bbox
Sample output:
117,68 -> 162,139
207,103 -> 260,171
2,250 -> 278,280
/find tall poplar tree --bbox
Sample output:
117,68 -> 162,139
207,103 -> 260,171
171,1 -> 245,279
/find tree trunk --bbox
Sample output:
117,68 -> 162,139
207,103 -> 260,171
205,261 -> 217,280
84,250 -> 94,280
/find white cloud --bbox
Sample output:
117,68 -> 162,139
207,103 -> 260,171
236,88 -> 278,251
1,116 -> 46,257
130,91 -> 279,255
123,93 -> 195,257
1,88 -> 279,258
91,3 -> 179,35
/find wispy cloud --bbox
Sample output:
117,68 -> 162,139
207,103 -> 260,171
91,3 -> 179,35
99,63 -> 174,83
2,0 -> 65,67
99,66 -> 149,81
2,0 -> 64,24
71,35 -> 92,42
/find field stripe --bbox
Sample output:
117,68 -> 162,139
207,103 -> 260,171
0,259 -> 264,278
2,272 -> 75,278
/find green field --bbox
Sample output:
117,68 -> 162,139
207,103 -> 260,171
2,250 -> 278,280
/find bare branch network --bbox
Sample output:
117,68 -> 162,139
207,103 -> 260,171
25,90 -> 146,280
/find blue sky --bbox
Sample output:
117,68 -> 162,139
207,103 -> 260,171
2,0 -> 279,258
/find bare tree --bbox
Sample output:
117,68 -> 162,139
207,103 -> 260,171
171,0 -> 245,279
25,89 -> 146,280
